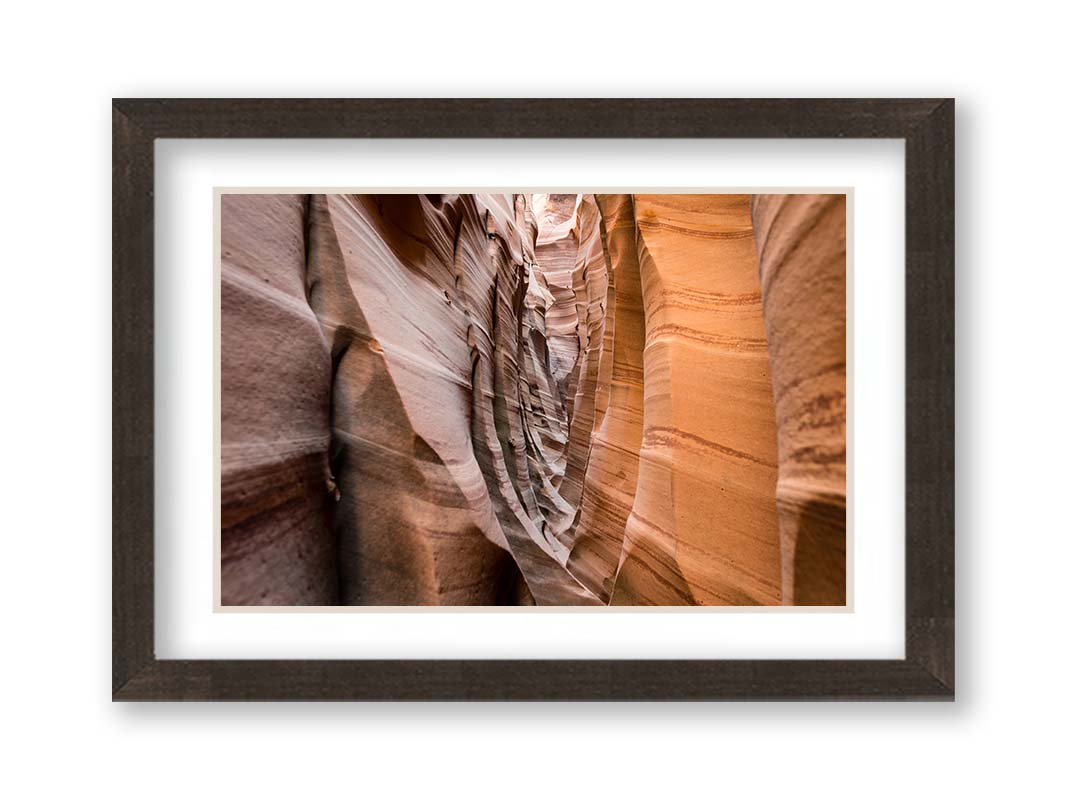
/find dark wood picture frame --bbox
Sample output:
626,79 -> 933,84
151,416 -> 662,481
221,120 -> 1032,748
113,98 -> 954,700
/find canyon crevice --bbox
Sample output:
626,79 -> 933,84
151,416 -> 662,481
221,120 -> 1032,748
221,192 -> 846,606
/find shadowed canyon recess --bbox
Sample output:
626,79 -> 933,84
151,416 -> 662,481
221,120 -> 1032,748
221,193 -> 846,606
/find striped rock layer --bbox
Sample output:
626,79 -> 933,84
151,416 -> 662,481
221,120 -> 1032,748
752,194 -> 847,605
221,193 -> 846,606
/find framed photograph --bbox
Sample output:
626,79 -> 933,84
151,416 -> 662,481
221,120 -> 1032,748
113,98 -> 953,699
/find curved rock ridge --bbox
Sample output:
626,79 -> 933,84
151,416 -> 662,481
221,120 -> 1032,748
566,195 -> 646,601
220,194 -> 337,606
752,194 -> 847,605
220,192 -> 847,605
603,194 -> 781,605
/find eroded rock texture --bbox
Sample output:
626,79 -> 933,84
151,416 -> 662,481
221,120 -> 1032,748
221,192 -> 846,606
609,195 -> 781,605
220,195 -> 337,605
752,194 -> 847,605
566,195 -> 646,601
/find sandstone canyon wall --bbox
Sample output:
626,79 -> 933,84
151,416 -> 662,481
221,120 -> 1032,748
221,192 -> 847,606
606,194 -> 781,605
751,194 -> 847,605
220,194 -> 337,606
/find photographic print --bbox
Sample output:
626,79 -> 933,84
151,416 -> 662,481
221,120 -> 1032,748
219,192 -> 846,608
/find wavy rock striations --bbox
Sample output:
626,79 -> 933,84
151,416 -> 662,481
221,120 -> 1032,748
598,195 -> 781,605
221,192 -> 846,606
566,195 -> 646,601
751,194 -> 847,605
220,194 -> 337,605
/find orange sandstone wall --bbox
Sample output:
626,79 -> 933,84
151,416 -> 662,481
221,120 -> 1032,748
567,195 -> 647,601
220,192 -> 844,606
604,194 -> 781,605
751,194 -> 847,605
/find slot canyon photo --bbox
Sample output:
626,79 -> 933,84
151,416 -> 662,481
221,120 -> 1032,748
220,192 -> 846,607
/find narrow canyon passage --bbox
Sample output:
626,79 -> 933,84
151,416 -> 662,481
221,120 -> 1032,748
220,192 -> 846,606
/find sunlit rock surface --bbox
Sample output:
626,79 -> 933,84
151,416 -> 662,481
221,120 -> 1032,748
221,192 -> 847,606
604,194 -> 781,605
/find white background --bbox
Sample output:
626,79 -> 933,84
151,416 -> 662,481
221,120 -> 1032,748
1,1 -> 1063,798
157,140 -> 902,660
